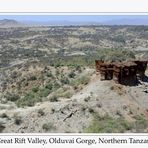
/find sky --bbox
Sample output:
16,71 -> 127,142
0,15 -> 148,23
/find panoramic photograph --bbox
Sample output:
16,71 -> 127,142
0,15 -> 148,133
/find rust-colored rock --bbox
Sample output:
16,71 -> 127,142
95,60 -> 148,85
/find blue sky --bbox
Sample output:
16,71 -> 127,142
0,15 -> 148,22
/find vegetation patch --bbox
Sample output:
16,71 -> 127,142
14,115 -> 22,125
49,95 -> 58,102
133,115 -> 148,132
16,92 -> 42,107
0,123 -> 5,133
38,109 -> 45,117
84,114 -> 132,133
55,87 -> 74,98
5,93 -> 20,102
71,75 -> 90,88
42,123 -> 56,132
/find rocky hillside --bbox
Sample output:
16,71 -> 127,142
0,69 -> 148,133
0,25 -> 148,133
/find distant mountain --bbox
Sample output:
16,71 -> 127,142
102,18 -> 148,25
1,18 -> 148,27
23,19 -> 148,26
23,20 -> 101,26
0,19 -> 25,27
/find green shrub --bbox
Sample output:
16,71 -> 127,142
54,63 -> 61,68
45,83 -> 53,90
111,35 -> 126,43
53,82 -> 61,90
14,115 -> 22,125
133,115 -> 148,131
55,70 -> 60,76
75,65 -> 82,73
38,109 -> 45,117
32,87 -> 39,93
84,96 -> 91,102
46,72 -> 53,77
0,123 -> 5,133
29,75 -> 37,81
16,92 -> 41,107
96,48 -> 135,61
84,114 -> 132,133
0,113 -> 8,119
88,108 -> 95,114
62,91 -> 73,98
5,93 -> 20,102
60,77 -> 70,84
68,71 -> 76,78
42,123 -> 55,131
71,75 -> 90,87
49,95 -> 58,102
39,88 -> 51,97
16,85 -> 52,107
55,87 -> 73,98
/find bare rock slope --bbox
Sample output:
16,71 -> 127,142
1,70 -> 148,133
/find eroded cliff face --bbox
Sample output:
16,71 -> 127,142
95,60 -> 147,85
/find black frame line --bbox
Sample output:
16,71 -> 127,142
0,11 -> 148,136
